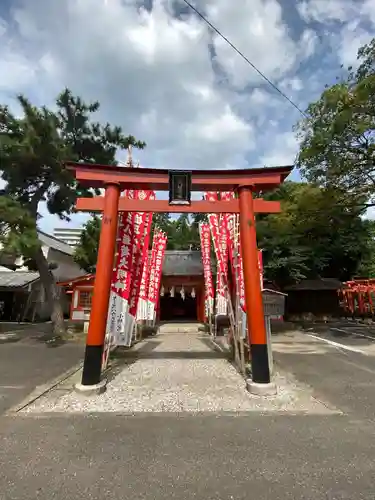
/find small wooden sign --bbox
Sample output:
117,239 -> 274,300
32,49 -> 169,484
168,171 -> 192,206
262,289 -> 287,317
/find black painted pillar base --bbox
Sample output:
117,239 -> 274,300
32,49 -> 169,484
81,345 -> 104,386
250,344 -> 271,384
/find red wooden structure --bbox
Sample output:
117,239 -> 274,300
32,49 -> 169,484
58,274 -> 95,322
58,272 -> 207,323
66,162 -> 292,390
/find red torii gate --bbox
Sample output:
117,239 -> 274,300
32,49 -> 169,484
67,162 -> 292,393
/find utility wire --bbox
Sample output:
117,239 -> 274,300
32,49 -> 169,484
181,0 -> 308,119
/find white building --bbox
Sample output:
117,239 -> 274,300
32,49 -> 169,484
0,231 -> 85,321
53,227 -> 82,248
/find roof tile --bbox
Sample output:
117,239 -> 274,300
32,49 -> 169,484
0,271 -> 39,288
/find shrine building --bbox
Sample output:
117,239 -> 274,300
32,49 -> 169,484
59,250 -> 216,324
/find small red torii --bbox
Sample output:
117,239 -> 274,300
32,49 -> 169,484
339,279 -> 375,317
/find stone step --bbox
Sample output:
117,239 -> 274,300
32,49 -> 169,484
157,322 -> 204,334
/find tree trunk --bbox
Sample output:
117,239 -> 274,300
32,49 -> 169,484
34,245 -> 66,338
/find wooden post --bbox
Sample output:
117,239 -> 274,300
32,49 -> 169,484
80,182 -> 120,387
238,186 -> 271,385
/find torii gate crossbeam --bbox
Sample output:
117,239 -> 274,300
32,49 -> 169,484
66,162 -> 293,394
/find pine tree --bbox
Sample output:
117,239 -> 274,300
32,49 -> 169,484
0,89 -> 145,336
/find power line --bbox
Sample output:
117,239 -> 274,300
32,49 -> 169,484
181,0 -> 308,119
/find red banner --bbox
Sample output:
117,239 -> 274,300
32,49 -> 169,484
205,192 -> 228,314
148,231 -> 167,305
127,191 -> 155,317
199,223 -> 214,317
219,214 -> 228,274
221,191 -> 235,266
234,249 -> 263,313
139,246 -> 151,302
117,213 -> 133,297
202,191 -> 264,319
106,189 -> 154,344
135,211 -> 154,320
113,192 -> 152,298
237,251 -> 246,311
208,217 -> 226,275
143,230 -> 167,321
205,194 -> 224,274
221,192 -> 264,310
147,230 -> 161,307
258,249 -> 264,290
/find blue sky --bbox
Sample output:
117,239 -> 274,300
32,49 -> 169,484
0,0 -> 374,232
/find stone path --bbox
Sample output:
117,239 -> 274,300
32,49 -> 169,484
22,326 -> 336,414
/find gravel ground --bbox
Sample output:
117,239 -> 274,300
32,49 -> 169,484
22,329 -> 336,414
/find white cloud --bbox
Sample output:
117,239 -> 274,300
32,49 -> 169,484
365,206 -> 375,220
0,0 -> 303,177
0,45 -> 36,92
8,0 -> 258,171
297,0 -> 359,23
280,77 -> 303,93
205,0 -> 316,89
0,18 -> 7,37
338,21 -> 375,67
303,0 -> 375,27
300,29 -> 319,59
259,131 -> 299,168
0,0 -> 373,232
363,0 -> 375,25
297,0 -> 375,67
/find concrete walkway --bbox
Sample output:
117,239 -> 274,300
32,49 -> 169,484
4,326 -> 375,499
3,413 -> 375,500
0,340 -> 83,414
273,329 -> 375,423
23,325 -> 332,414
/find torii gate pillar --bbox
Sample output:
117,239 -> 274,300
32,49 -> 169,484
239,186 -> 275,394
76,182 -> 120,392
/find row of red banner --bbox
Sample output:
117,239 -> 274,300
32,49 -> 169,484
137,229 -> 167,322
104,187 -> 263,358
200,191 -> 264,320
104,190 -> 167,364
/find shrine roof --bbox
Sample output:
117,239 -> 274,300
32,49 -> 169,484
284,278 -> 342,291
162,250 -> 214,276
57,251 -> 213,286
0,271 -> 39,289
58,274 -> 95,287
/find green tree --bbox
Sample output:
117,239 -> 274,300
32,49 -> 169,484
74,215 -> 101,273
190,213 -> 208,250
257,182 -> 373,287
296,37 -> 375,201
73,203 -> 211,275
0,194 -> 34,240
151,213 -> 172,247
356,219 -> 375,278
74,210 -> 206,272
165,214 -> 207,250
0,194 -> 38,269
151,213 -> 204,250
0,89 -> 145,336
173,214 -> 191,249
257,184 -> 310,287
